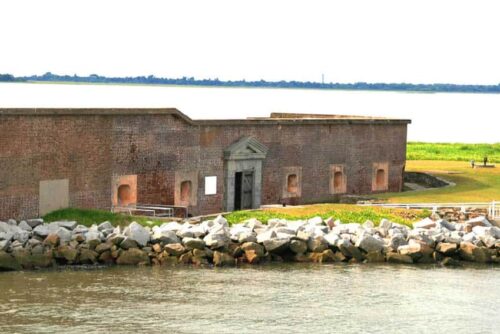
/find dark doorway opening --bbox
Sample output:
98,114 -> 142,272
234,171 -> 253,210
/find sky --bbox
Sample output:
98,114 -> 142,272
1,0 -> 500,84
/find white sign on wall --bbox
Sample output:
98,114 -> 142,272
204,176 -> 217,195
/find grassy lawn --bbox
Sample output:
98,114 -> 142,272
43,208 -> 164,228
377,160 -> 500,203
224,204 -> 429,227
407,142 -> 499,162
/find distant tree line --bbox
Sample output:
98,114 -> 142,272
2,72 -> 500,93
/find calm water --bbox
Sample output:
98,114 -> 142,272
1,82 -> 499,143
0,264 -> 499,333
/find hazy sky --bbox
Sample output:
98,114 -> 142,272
2,0 -> 500,84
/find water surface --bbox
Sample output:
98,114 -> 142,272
0,264 -> 499,333
1,82 -> 499,143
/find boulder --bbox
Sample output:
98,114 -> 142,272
107,233 -> 125,246
0,240 -> 11,251
151,229 -> 179,244
33,225 -> 49,238
387,234 -> 407,251
26,218 -> 44,229
307,236 -> 328,252
459,242 -> 477,262
240,242 -> 265,257
99,251 -> 114,264
472,247 -> 492,263
124,222 -> 150,247
0,231 -> 13,242
337,239 -> 364,261
18,221 -> 32,231
57,245 -> 79,263
263,237 -> 290,253
116,248 -> 150,265
164,243 -> 186,256
324,232 -> 340,247
178,252 -> 193,264
85,231 -> 102,249
213,251 -> 235,266
73,225 -> 89,234
436,242 -> 457,255
242,218 -> 264,230
413,217 -> 436,229
256,230 -> 277,243
465,216 -> 491,228
43,233 -> 60,247
203,231 -> 230,249
13,230 -> 30,244
355,235 -> 384,253
55,227 -> 72,244
238,231 -> 257,243
95,242 -> 113,254
119,237 -> 139,250
244,250 -> 261,264
308,249 -> 337,263
58,221 -> 78,230
79,249 -> 99,264
97,221 -> 114,232
386,252 -> 413,264
289,239 -> 307,254
379,219 -> 393,236
0,251 -> 21,271
182,237 -> 206,250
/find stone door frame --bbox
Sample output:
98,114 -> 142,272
223,137 -> 268,212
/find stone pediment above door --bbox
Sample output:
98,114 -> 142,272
224,137 -> 269,160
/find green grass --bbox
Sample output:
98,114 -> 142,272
43,208 -> 164,227
378,160 -> 500,203
407,142 -> 499,162
224,204 -> 430,227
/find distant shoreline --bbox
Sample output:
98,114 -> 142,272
1,73 -> 500,94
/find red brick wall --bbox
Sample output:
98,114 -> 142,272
0,111 -> 408,219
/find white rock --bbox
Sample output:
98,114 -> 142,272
465,216 -> 492,227
18,221 -> 32,231
413,217 -> 436,229
213,215 -> 229,227
307,216 -> 323,225
324,232 -> 340,247
124,222 -> 150,247
256,230 -> 277,244
55,227 -> 72,244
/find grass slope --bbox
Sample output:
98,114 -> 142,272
224,204 -> 429,227
43,208 -> 163,227
377,160 -> 500,203
407,142 -> 499,162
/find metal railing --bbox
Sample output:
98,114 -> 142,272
111,203 -> 189,218
359,201 -> 499,220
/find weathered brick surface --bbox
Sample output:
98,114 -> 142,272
0,109 -> 408,219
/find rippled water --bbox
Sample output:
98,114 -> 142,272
0,264 -> 499,333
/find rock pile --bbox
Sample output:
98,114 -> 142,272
0,214 -> 499,271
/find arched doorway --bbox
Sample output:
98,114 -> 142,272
118,184 -> 133,205
376,169 -> 386,189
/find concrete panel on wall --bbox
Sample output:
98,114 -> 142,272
39,179 -> 69,216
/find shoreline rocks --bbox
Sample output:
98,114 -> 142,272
0,214 -> 499,272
